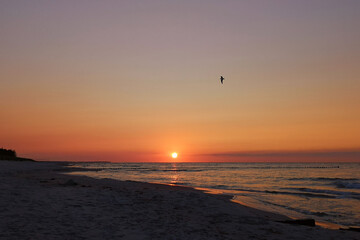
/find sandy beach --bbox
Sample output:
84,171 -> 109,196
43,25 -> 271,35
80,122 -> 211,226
0,161 -> 358,240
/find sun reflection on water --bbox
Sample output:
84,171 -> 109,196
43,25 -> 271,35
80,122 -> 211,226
169,163 -> 180,185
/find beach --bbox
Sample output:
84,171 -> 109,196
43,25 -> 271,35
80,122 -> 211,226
67,162 -> 360,227
0,161 -> 358,240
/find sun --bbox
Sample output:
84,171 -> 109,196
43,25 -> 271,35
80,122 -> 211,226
171,152 -> 178,159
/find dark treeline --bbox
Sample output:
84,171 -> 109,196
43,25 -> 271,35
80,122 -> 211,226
0,148 -> 17,157
0,148 -> 34,161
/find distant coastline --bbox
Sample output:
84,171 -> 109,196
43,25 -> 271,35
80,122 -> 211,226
0,148 -> 35,162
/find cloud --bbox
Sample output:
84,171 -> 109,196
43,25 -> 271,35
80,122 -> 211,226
202,149 -> 360,162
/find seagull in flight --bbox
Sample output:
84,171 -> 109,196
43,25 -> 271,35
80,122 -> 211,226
220,76 -> 224,84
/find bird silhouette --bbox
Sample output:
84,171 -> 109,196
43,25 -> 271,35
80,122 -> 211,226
220,76 -> 224,84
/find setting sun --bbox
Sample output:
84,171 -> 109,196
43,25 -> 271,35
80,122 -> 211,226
171,152 -> 178,159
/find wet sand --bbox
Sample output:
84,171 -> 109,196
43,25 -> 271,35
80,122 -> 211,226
0,161 -> 358,239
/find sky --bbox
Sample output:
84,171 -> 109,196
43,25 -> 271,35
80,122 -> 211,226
1,0 -> 360,162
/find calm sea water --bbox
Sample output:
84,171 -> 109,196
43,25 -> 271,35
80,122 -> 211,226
67,162 -> 360,227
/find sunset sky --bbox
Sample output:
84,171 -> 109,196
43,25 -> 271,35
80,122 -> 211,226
1,1 -> 359,162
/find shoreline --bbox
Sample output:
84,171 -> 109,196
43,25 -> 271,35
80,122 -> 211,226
0,161 -> 358,239
51,161 -> 360,231
64,162 -> 357,230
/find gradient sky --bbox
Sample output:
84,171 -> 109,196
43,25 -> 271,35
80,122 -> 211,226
1,0 -> 360,162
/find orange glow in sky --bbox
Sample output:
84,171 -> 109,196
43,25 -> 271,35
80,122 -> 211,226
1,1 -> 359,162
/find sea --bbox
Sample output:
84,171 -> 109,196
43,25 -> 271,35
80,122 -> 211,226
66,162 -> 360,228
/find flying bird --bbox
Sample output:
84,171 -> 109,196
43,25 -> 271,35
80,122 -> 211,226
220,76 -> 224,84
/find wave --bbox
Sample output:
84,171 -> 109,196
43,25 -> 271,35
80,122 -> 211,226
334,181 -> 360,190
159,169 -> 203,172
288,177 -> 358,181
169,181 -> 189,186
232,188 -> 336,199
256,198 -> 335,218
76,167 -> 204,173
216,166 -> 342,169
284,187 -> 360,199
287,177 -> 360,190
207,184 -> 360,200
